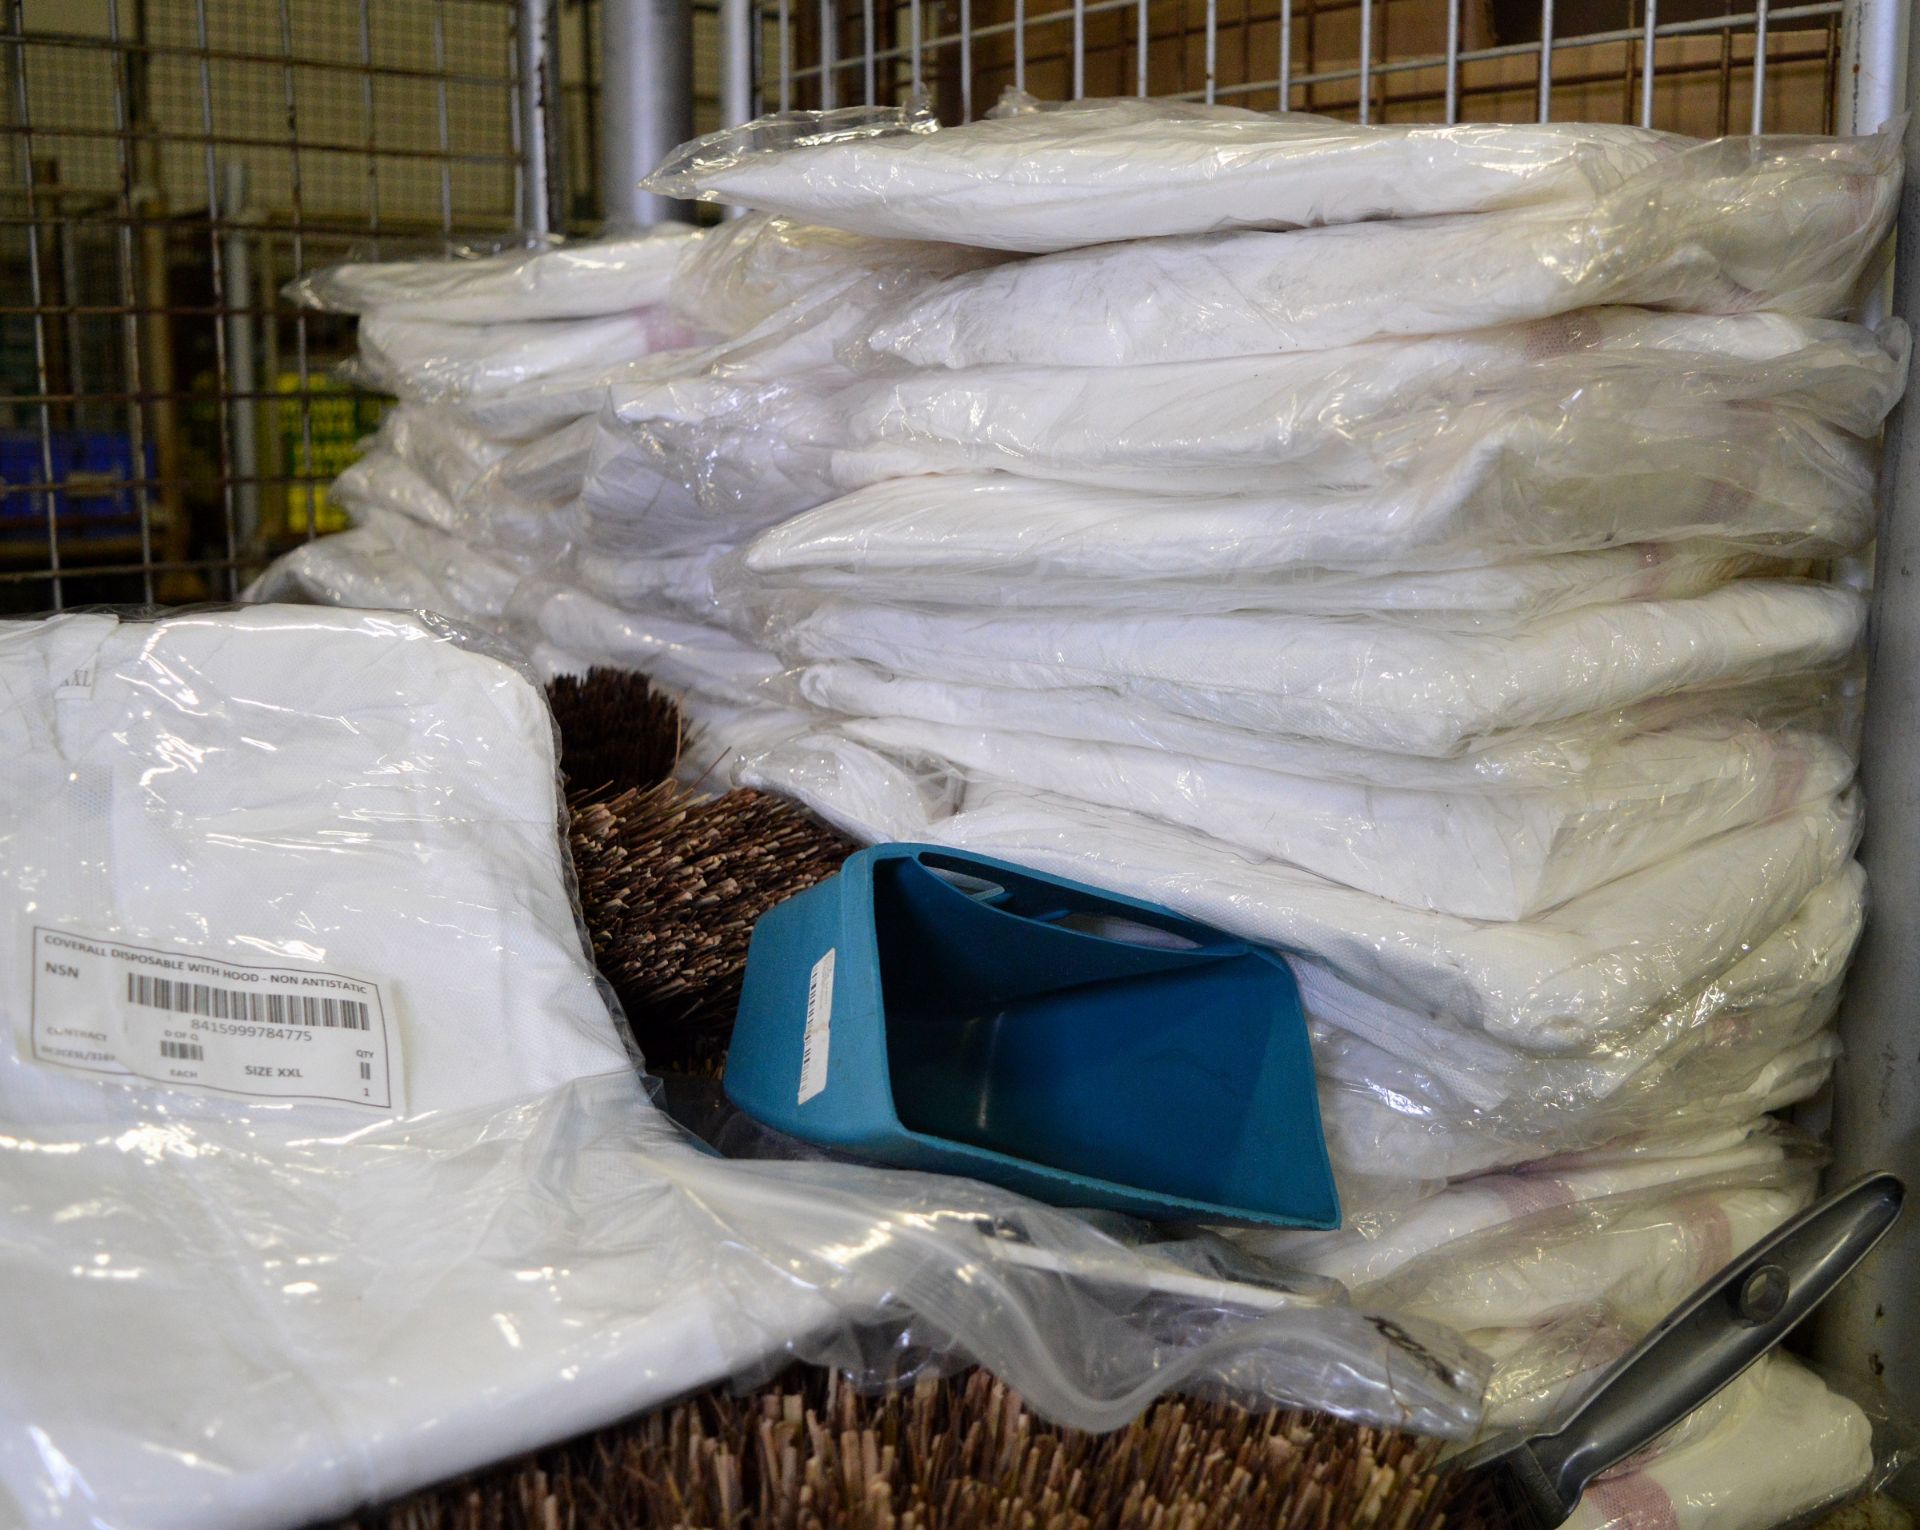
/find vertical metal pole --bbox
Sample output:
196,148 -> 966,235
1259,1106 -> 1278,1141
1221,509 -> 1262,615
1013,0 -> 1025,94
1750,0 -> 1769,132
910,0 -> 922,94
55,193 -> 84,428
600,0 -> 692,226
1816,0 -> 1919,1486
1443,0 -> 1459,122
778,0 -> 793,110
1838,0 -> 1902,137
1537,0 -> 1554,121
818,0 -> 837,107
6,3 -> 60,609
357,0 -> 382,250
751,0 -> 763,118
222,161 -> 259,560
276,0 -> 319,545
519,0 -> 560,233
105,0 -> 156,601
1639,0 -> 1657,128
432,3 -> 454,240
861,0 -> 876,103
1203,0 -> 1216,104
960,0 -> 974,119
254,230 -> 281,552
723,0 -> 756,126
1074,0 -> 1087,97
1356,0 -> 1371,121
1279,0 -> 1290,109
125,0 -> 190,591
191,0 -> 241,597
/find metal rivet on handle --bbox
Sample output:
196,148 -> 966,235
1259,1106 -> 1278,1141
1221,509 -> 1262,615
1735,1265 -> 1791,1325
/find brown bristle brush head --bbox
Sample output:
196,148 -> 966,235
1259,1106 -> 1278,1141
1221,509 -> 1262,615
570,780 -> 853,1074
340,1365 -> 1479,1530
547,669 -> 853,1075
547,668 -> 686,804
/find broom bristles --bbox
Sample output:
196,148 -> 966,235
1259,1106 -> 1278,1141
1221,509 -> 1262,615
343,1367 -> 1469,1530
549,670 -> 852,1073
548,668 -> 686,806
570,780 -> 852,1072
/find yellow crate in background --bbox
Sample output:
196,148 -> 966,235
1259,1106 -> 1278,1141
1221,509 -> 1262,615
276,373 -> 388,539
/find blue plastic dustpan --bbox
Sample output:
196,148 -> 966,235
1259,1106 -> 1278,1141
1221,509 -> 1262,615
723,844 -> 1340,1228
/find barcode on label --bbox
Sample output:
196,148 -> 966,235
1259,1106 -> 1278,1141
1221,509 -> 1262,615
125,973 -> 370,1031
160,1039 -> 204,1061
797,948 -> 835,1105
359,1060 -> 371,1081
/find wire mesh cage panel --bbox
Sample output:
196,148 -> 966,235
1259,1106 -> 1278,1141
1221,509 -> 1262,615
0,0 -> 564,611
756,0 -> 1846,135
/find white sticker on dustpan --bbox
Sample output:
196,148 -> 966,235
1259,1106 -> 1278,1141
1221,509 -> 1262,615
798,948 -> 835,1105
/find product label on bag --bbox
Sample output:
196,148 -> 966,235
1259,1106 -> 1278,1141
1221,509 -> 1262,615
797,947 -> 835,1105
28,927 -> 399,1111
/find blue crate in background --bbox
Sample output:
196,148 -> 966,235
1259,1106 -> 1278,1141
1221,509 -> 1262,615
0,431 -> 156,538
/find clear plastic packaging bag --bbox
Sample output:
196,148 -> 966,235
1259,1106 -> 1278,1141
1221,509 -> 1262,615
329,446 -> 570,561
593,384 -> 852,550
461,392 -> 845,563
285,224 -> 703,321
568,539 -> 732,620
4,1066 -> 1494,1530
820,712 -> 1852,921
505,582 -> 787,704
1321,1015 -> 1842,1186
824,311 -> 1908,496
435,214 -> 998,444
645,95 -> 1680,251
669,210 -> 1007,338
0,606 -> 1488,1530
376,402 -> 513,498
766,581 -> 1865,756
1306,862 -> 1860,1181
863,129 -> 1900,367
446,348 -> 711,444
246,507 -> 526,623
245,518 -> 476,617
451,339 -> 856,560
739,732 -> 1860,1050
738,464 -> 1875,592
738,529 -> 1795,618
789,661 -> 1857,792
352,306 -> 711,403
1243,1120 -> 1807,1292
1357,1140 -> 1819,1331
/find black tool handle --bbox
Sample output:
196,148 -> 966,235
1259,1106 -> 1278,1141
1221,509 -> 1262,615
1531,1172 -> 1903,1501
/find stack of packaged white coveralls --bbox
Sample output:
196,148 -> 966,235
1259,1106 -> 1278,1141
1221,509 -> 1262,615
254,98 -> 1911,1528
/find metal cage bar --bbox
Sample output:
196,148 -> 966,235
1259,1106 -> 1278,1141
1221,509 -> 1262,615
1817,0 -> 1916,1475
760,0 -> 1846,125
0,0 -> 564,609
